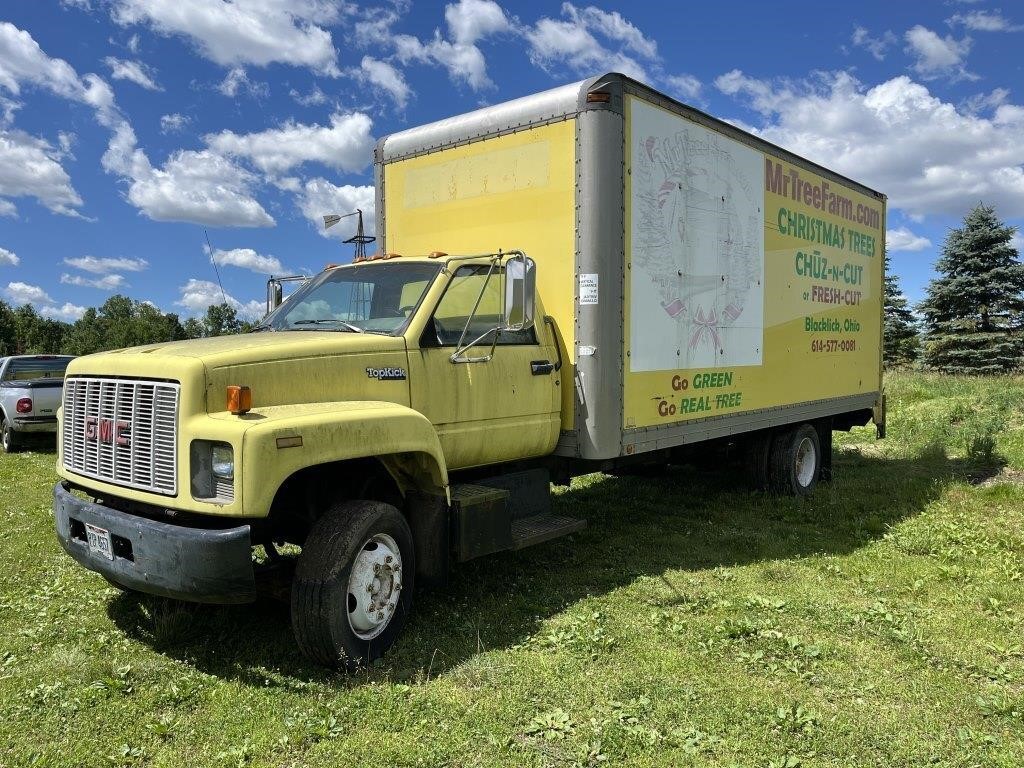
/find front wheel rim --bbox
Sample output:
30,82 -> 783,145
795,436 -> 816,487
346,533 -> 403,640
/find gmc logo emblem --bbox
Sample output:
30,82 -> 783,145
85,417 -> 131,447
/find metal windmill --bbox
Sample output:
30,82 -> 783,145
323,209 -> 377,319
323,209 -> 376,262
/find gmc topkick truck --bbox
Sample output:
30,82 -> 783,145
53,74 -> 886,669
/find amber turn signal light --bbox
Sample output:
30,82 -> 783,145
227,385 -> 252,415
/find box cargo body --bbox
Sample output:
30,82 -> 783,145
375,73 -> 886,462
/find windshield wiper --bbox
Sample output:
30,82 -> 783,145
249,324 -> 275,333
291,319 -> 364,333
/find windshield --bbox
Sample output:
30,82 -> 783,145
2,356 -> 74,382
261,261 -> 442,334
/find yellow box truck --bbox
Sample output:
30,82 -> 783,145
53,73 -> 885,669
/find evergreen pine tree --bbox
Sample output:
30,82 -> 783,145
919,204 -> 1024,374
883,252 -> 919,366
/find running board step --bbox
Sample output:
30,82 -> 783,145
510,514 -> 586,550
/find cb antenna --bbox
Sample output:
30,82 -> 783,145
323,209 -> 375,262
203,228 -> 229,306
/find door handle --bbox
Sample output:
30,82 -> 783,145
531,360 -> 555,375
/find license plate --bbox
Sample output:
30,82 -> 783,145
85,523 -> 114,560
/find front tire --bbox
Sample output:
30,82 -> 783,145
291,500 -> 415,670
769,424 -> 821,496
1,418 -> 21,453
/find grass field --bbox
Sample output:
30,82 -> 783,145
2,371 -> 1023,767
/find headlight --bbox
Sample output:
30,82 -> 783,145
190,440 -> 234,502
211,444 -> 234,479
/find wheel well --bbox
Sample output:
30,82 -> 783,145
267,458 -> 404,543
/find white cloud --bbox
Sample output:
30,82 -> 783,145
352,4 -> 405,48
101,122 -> 274,227
110,0 -> 341,75
2,281 -> 84,319
0,129 -> 83,217
0,22 -> 120,128
948,10 -> 1024,33
0,247 -> 18,266
289,86 -> 327,107
358,57 -> 411,109
64,256 -> 147,273
60,272 -> 127,290
715,70 -> 1024,219
886,227 -> 932,252
211,247 -> 287,274
103,56 -> 161,90
904,25 -> 976,81
298,178 -> 375,239
175,278 -> 263,319
446,0 -> 512,45
663,74 -> 701,101
1011,233 -> 1023,253
392,0 -> 511,90
159,113 -> 189,133
0,199 -> 15,218
0,21 -> 89,100
5,281 -> 51,305
574,5 -> 657,59
395,33 -> 493,91
218,67 -> 268,98
128,149 -> 274,227
963,87 -> 1010,115
524,3 -> 657,81
42,302 -> 87,321
0,23 -> 136,217
851,26 -> 896,61
206,112 -> 374,176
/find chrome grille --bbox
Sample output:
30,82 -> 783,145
62,377 -> 179,496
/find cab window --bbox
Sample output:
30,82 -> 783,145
426,264 -> 536,347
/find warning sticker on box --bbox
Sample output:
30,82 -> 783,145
579,273 -> 599,305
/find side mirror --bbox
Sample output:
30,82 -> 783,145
266,279 -> 284,314
502,254 -> 536,332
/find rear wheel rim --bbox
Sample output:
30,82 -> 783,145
346,533 -> 402,640
795,436 -> 816,487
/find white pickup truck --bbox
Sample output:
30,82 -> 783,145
0,355 -> 75,453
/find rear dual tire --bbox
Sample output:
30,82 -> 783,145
769,423 -> 822,497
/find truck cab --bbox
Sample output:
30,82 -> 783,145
54,251 -> 567,669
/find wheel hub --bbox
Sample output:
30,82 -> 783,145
795,436 -> 816,487
347,533 -> 402,640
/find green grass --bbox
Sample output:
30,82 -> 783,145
3,370 -> 1024,767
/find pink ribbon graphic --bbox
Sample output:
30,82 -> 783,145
689,306 -> 721,352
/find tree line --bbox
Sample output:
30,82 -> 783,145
0,296 -> 253,357
2,206 -> 1020,374
885,203 -> 1023,374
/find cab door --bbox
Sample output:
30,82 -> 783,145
409,264 -> 560,470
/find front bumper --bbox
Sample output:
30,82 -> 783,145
13,416 -> 57,433
53,482 -> 256,604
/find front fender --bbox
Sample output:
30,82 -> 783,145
237,401 -> 449,517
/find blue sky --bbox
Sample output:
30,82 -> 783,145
1,0 -> 1023,322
